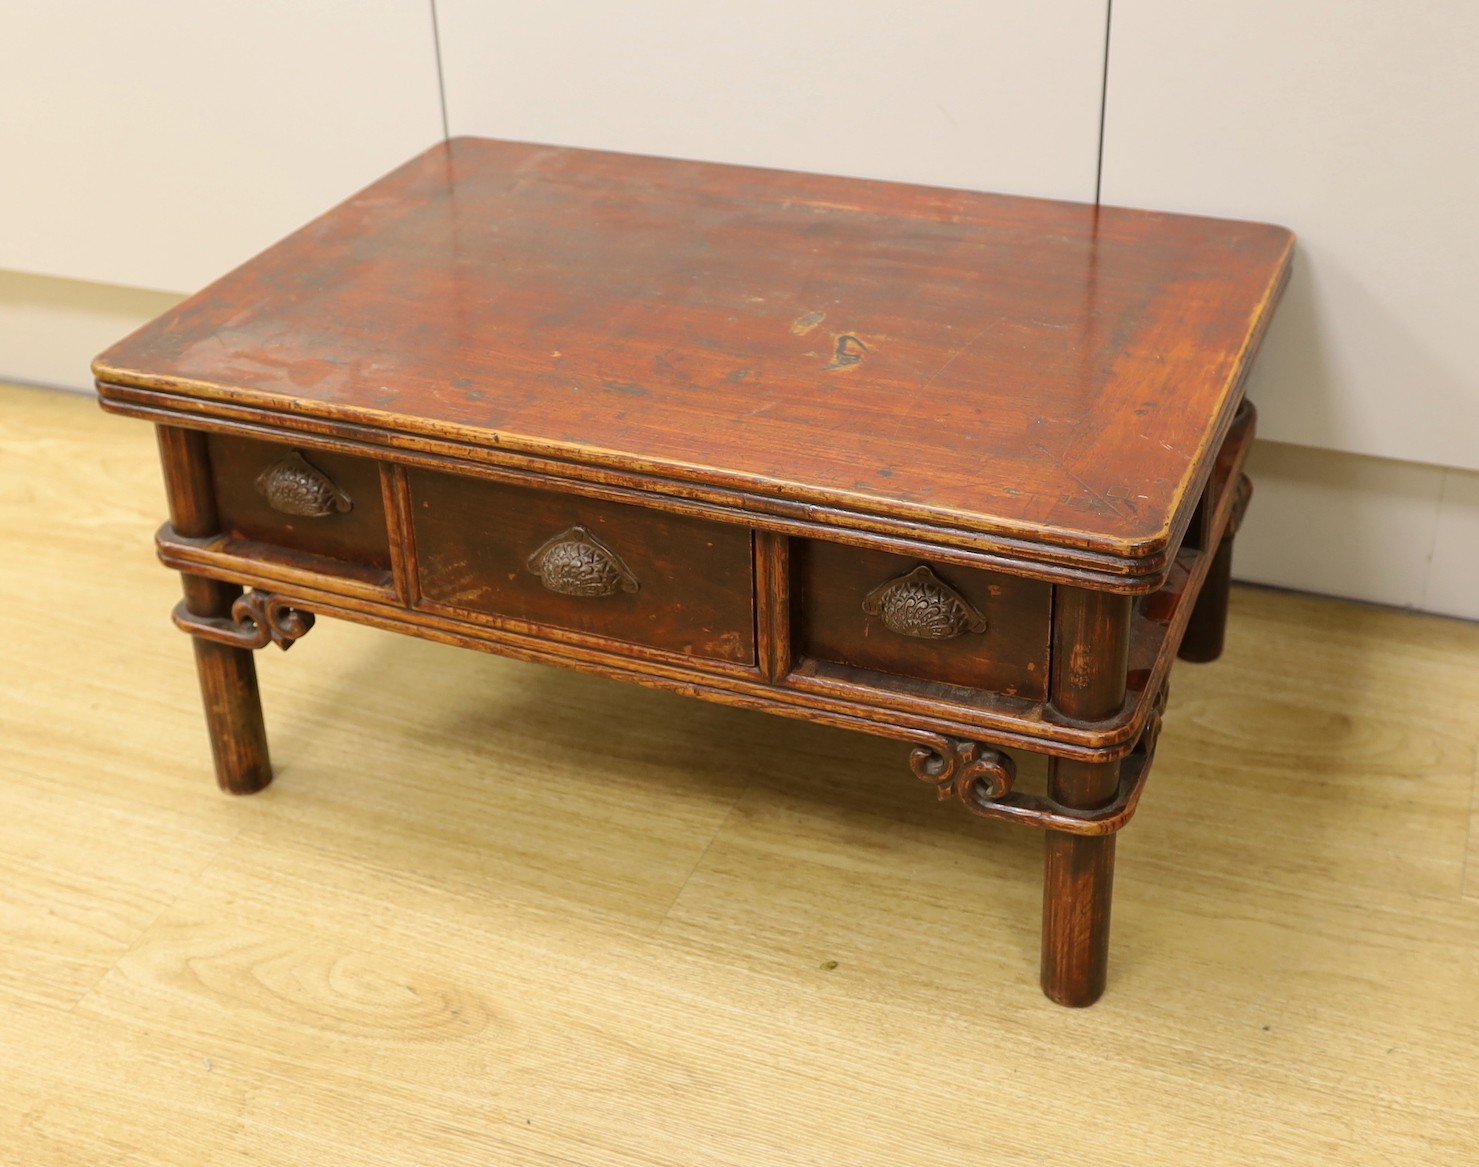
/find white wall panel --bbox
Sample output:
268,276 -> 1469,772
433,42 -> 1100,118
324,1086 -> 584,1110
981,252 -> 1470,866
0,2 -> 445,293
1100,1 -> 1479,472
437,1 -> 1107,202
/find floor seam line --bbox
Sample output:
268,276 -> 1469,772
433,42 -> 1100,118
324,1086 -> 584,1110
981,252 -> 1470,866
650,783 -> 750,936
67,823 -> 246,1015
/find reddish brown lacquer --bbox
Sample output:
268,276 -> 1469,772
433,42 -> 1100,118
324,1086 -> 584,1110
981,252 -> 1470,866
96,137 -> 1291,584
96,136 -> 1293,1005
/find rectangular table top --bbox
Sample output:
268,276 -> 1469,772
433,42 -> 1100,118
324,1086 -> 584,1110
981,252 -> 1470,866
96,137 -> 1291,581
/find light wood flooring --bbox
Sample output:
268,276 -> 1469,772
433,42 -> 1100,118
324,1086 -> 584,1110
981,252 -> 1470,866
2,382 -> 1478,1165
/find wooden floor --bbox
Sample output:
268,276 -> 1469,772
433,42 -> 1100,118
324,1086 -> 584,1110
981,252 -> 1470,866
2,381 -> 1477,1166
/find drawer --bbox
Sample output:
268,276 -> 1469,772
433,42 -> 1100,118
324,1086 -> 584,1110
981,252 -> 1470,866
794,541 -> 1051,700
408,471 -> 755,665
207,435 -> 391,570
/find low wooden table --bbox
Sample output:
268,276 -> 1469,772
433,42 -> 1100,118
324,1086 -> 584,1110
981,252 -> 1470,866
95,138 -> 1292,1006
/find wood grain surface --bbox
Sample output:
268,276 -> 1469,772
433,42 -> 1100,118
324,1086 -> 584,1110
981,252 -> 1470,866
5,383 -> 1478,1165
94,136 -> 1293,569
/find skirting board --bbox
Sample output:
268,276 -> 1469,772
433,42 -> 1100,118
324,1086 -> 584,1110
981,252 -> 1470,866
0,268 -> 184,394
1236,441 -> 1477,621
4,266 -> 1475,622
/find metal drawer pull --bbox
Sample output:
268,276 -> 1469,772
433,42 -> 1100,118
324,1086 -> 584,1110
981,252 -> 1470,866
862,565 -> 986,639
527,525 -> 639,597
254,451 -> 352,517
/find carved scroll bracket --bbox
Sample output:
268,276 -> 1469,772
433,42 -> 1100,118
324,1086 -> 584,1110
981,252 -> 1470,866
1227,473 -> 1253,539
909,739 -> 1017,805
907,734 -> 1155,837
1137,679 -> 1171,758
173,590 -> 315,651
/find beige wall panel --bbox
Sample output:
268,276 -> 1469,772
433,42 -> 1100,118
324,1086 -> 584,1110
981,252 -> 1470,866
0,1 -> 445,293
1426,469 -> 1479,622
0,269 -> 182,391
437,1 -> 1107,202
1100,2 -> 1479,471
1234,439 -> 1446,612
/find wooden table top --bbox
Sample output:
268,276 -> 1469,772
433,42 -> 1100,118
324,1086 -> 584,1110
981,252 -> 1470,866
96,137 -> 1292,576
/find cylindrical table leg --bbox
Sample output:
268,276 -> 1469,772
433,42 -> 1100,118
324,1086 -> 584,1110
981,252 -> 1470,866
184,575 -> 273,794
1178,532 -> 1233,663
1042,590 -> 1131,1007
1181,472 -> 1251,665
158,425 -> 273,794
1042,759 -> 1119,1005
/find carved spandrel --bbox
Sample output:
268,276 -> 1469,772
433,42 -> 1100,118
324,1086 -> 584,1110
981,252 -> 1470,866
1228,474 -> 1253,538
173,590 -> 315,651
906,736 -> 1153,836
862,565 -> 987,640
255,452 -> 353,518
526,526 -> 639,598
1137,679 -> 1171,757
909,738 -> 1017,805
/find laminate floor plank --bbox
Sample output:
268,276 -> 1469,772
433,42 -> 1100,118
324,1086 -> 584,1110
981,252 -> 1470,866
0,763 -> 236,1012
237,636 -> 759,934
1465,754 -> 1479,904
3,382 -> 1478,1165
1135,588 -> 1479,912
0,996 -> 581,1167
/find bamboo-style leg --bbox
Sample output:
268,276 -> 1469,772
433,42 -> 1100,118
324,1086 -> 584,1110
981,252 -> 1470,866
1042,760 -> 1120,1004
1042,590 -> 1131,1006
1179,531 -> 1233,663
1180,473 -> 1252,664
157,425 -> 272,794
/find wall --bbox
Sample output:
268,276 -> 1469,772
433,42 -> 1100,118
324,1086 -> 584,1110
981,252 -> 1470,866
1098,0 -> 1479,619
0,1 -> 445,292
2,2 -> 1474,618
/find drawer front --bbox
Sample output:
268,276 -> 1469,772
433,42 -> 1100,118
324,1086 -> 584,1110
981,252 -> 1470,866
409,471 -> 755,665
795,541 -> 1050,700
207,435 -> 391,569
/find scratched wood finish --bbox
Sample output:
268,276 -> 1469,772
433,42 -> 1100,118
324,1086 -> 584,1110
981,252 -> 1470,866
206,434 -> 392,570
794,540 -> 1051,699
10,384 -> 1479,1166
95,136 -> 1293,579
409,468 -> 756,665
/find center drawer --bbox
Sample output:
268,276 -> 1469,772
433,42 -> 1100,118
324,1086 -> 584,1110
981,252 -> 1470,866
407,471 -> 755,665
